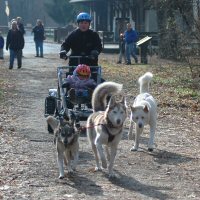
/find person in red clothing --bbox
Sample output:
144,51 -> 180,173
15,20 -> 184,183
62,64 -> 97,107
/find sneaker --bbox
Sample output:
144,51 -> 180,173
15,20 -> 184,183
125,62 -> 131,65
35,55 -> 39,57
18,66 -> 21,69
9,66 -> 13,69
40,55 -> 43,58
117,61 -> 121,64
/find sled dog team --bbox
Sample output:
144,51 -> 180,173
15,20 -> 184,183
47,72 -> 157,179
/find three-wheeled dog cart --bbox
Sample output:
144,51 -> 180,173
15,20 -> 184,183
44,56 -> 102,133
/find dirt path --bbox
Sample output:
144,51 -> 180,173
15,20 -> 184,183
0,54 -> 199,200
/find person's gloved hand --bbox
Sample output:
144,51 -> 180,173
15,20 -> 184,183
59,50 -> 68,60
90,50 -> 99,60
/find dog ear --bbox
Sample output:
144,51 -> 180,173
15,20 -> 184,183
46,116 -> 59,131
59,117 -> 67,127
130,106 -> 136,112
108,95 -> 116,108
143,105 -> 149,113
120,96 -> 127,107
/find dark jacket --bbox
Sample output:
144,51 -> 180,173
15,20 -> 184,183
61,28 -> 102,66
0,36 -> 4,49
124,28 -> 138,44
17,22 -> 25,35
6,29 -> 24,50
119,37 -> 125,53
32,25 -> 44,41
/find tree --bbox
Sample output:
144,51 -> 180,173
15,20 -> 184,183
145,0 -> 200,81
44,0 -> 87,26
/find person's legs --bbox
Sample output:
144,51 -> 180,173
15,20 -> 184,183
131,43 -> 138,63
0,48 -> 3,59
16,49 -> 22,68
35,41 -> 39,57
125,43 -> 131,64
39,41 -> 43,57
118,50 -> 123,63
9,49 -> 15,69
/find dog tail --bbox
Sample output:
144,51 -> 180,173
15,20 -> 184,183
46,116 -> 59,131
92,81 -> 123,112
138,72 -> 153,94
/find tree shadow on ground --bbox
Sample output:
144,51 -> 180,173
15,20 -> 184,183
108,171 -> 172,200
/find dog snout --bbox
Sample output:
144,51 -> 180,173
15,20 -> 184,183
138,123 -> 143,128
63,138 -> 68,146
116,119 -> 121,125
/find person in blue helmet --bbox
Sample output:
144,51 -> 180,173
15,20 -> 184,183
60,12 -> 102,66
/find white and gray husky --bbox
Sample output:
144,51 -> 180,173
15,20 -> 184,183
87,81 -> 127,178
128,72 -> 157,152
47,116 -> 79,179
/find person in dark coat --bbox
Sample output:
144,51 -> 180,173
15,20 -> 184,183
6,20 -> 25,69
16,16 -> 25,57
32,19 -> 45,58
117,33 -> 126,64
60,12 -> 102,66
0,31 -> 4,59
16,17 -> 25,35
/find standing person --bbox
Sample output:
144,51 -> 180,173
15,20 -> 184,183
117,33 -> 126,64
0,31 -> 4,59
32,19 -> 45,58
16,17 -> 25,35
124,23 -> 138,65
6,20 -> 25,69
16,17 -> 25,57
60,12 -> 102,66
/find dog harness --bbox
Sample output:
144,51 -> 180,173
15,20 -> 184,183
102,117 -> 123,142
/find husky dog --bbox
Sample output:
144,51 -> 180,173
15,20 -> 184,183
128,72 -> 157,152
87,81 -> 127,178
47,115 -> 79,179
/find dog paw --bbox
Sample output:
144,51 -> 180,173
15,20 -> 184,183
148,148 -> 153,152
130,146 -> 138,151
101,160 -> 107,169
67,169 -> 74,174
94,166 -> 102,171
109,172 -> 117,179
59,175 -> 64,179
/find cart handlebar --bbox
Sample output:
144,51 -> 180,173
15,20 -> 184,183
59,50 -> 98,61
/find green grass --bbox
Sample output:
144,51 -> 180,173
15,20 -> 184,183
175,87 -> 199,98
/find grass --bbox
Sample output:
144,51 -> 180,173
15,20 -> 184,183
99,55 -> 199,113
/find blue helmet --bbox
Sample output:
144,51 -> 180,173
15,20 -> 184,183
76,12 -> 91,23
